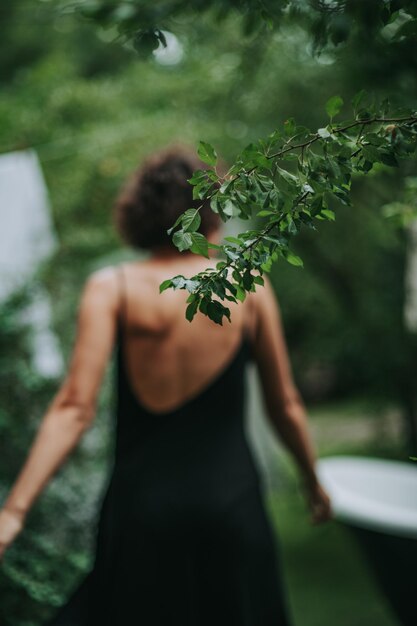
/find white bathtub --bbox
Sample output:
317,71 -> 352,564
317,456 -> 417,626
317,456 -> 417,539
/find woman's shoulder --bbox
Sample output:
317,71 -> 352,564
85,261 -> 144,288
79,265 -> 122,316
82,262 -> 151,314
87,264 -> 118,284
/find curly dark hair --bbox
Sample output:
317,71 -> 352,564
114,145 -> 221,250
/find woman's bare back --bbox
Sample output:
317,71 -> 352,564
118,257 -> 255,414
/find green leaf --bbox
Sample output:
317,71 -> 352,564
207,300 -> 230,325
219,178 -> 234,194
198,141 -> 217,166
276,166 -> 298,184
193,180 -> 213,200
199,298 -> 209,314
362,145 -> 380,162
212,279 -> 226,299
190,232 -> 209,258
284,118 -> 296,137
225,248 -> 240,262
287,216 -> 298,234
257,209 -> 276,217
351,90 -> 367,113
210,195 -> 228,222
167,213 -> 184,235
182,208 -> 201,232
159,279 -> 172,293
253,275 -> 264,286
326,95 -> 344,119
264,235 -> 286,246
224,236 -> 242,245
205,169 -> 220,182
235,285 -> 246,302
223,199 -> 237,217
321,209 -> 336,221
284,251 -> 304,267
186,299 -> 199,322
223,279 -> 237,296
173,230 -> 193,251
239,144 -> 270,169
364,132 -> 385,147
242,271 -> 254,290
188,169 -> 209,185
393,19 -> 417,41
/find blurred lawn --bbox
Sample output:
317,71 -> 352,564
262,396 -> 404,626
267,489 -> 398,626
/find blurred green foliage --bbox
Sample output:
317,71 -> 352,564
0,287 -> 112,624
0,1 -> 416,623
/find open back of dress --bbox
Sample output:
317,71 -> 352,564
47,310 -> 292,626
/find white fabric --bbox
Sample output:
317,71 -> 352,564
0,149 -> 57,302
0,149 -> 62,377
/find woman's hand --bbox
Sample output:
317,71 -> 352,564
303,481 -> 333,525
0,507 -> 25,561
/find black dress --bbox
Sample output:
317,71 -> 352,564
47,321 -> 292,626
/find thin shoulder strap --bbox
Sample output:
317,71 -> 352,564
241,294 -> 255,357
116,264 -> 128,329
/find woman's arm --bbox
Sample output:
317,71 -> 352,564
0,268 -> 119,559
249,277 -> 332,523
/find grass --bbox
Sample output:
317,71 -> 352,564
266,487 -> 399,626
259,394 -> 406,626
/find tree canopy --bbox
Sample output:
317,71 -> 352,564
73,0 -> 417,323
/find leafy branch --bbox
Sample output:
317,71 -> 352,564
160,93 -> 417,325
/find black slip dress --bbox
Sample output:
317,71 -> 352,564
47,281 -> 293,626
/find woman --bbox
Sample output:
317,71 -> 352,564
0,146 -> 331,625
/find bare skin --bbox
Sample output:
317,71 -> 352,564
0,242 -> 331,560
